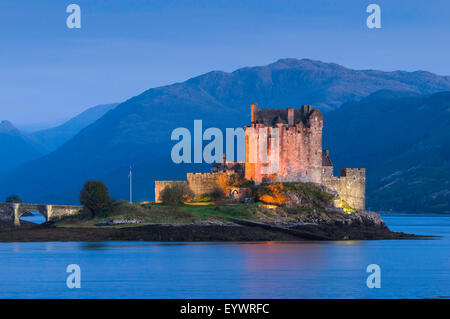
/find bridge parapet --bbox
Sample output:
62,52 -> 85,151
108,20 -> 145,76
48,205 -> 83,221
0,203 -> 83,226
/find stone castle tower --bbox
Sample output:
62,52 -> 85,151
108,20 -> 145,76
244,103 -> 365,211
245,103 -> 325,184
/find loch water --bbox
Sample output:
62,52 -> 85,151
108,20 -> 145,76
0,214 -> 449,299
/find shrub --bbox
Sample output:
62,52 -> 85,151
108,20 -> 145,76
216,173 -> 252,197
209,187 -> 225,201
256,183 -> 288,205
161,183 -> 194,206
217,173 -> 232,192
79,181 -> 112,217
5,195 -> 22,203
197,194 -> 212,202
283,182 -> 334,204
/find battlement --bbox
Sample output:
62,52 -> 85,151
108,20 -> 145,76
340,168 -> 366,178
187,172 -> 218,177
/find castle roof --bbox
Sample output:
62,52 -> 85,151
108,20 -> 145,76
254,105 -> 320,126
272,115 -> 287,125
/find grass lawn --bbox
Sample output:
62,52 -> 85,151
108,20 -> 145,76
179,203 -> 259,221
53,180 -> 346,229
55,201 -> 262,228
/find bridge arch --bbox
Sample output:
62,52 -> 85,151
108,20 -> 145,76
0,203 -> 82,226
15,204 -> 49,226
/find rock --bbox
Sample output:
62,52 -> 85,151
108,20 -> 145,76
95,219 -> 143,226
359,211 -> 386,227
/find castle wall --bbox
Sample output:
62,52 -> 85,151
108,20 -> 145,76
155,173 -> 222,203
322,166 -> 333,177
187,173 -> 220,198
322,168 -> 366,211
154,180 -> 188,203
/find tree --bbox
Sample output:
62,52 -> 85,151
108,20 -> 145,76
5,195 -> 22,203
209,187 -> 225,201
161,183 -> 194,206
79,181 -> 112,217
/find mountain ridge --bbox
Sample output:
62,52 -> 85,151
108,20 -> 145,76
0,121 -> 43,173
30,103 -> 119,152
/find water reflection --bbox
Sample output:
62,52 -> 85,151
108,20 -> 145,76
81,243 -> 112,250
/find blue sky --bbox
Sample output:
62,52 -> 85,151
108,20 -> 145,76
1,0 -> 449,129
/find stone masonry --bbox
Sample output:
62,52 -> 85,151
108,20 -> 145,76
245,104 -> 323,184
322,168 -> 366,211
155,174 -> 222,203
154,180 -> 189,203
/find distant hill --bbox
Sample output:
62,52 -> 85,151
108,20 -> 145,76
1,58 -> 449,211
31,103 -> 118,152
0,120 -> 43,174
324,90 -> 450,213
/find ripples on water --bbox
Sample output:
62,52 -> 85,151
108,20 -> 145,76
0,214 -> 449,299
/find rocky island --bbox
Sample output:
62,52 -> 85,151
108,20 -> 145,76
0,181 -> 421,242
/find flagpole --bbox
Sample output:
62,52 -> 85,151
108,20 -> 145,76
129,166 -> 133,204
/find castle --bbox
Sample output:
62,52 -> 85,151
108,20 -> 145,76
155,103 -> 366,211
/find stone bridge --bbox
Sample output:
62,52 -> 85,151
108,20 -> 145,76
0,203 -> 83,226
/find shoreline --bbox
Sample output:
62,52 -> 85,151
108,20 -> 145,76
0,221 -> 429,243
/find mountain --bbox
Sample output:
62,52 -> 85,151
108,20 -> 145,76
30,103 -> 118,152
1,58 -> 450,209
184,58 -> 450,112
323,90 -> 450,213
0,120 -> 43,173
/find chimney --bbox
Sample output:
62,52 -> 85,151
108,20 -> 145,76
251,103 -> 258,124
287,108 -> 294,126
302,105 -> 313,116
